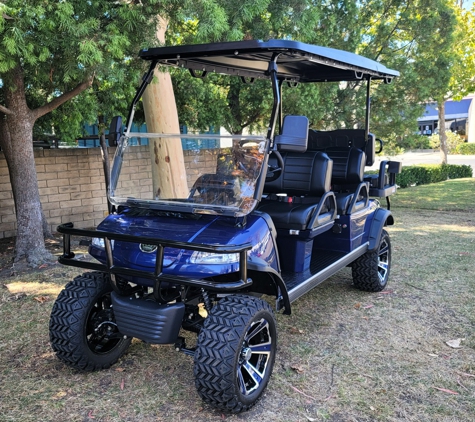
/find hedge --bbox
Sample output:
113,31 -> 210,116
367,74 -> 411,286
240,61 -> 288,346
455,143 -> 475,155
395,164 -> 473,188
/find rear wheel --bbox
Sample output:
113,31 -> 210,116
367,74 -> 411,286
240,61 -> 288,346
194,295 -> 277,413
49,272 -> 131,371
352,229 -> 391,292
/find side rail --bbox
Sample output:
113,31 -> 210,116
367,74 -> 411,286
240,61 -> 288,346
57,223 -> 253,295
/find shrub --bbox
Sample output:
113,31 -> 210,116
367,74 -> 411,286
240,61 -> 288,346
403,135 -> 432,150
455,143 -> 475,155
427,132 -> 465,154
396,164 -> 473,188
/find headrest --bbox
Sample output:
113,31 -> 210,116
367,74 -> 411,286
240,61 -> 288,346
275,115 -> 308,153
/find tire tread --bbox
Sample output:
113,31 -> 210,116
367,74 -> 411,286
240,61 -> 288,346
49,272 -> 130,371
194,295 -> 276,413
352,229 -> 391,292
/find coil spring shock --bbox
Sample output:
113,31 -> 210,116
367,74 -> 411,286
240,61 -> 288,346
201,288 -> 212,312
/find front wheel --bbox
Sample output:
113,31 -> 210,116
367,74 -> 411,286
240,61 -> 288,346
352,229 -> 391,292
49,272 -> 131,371
194,295 -> 277,413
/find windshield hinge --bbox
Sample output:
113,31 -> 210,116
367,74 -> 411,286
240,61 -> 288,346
235,215 -> 247,228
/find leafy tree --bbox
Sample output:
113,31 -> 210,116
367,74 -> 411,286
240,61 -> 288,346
0,0 -> 160,264
172,1 -> 354,134
413,2 -> 475,164
171,0 -> 464,147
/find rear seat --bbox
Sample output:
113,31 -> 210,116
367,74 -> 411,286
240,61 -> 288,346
256,115 -> 337,272
306,129 -> 370,215
308,128 -> 401,210
324,147 -> 369,215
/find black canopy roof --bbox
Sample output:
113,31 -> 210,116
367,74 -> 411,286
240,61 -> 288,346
139,39 -> 399,83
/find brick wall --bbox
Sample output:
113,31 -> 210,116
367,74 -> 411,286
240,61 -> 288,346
0,145 -> 219,239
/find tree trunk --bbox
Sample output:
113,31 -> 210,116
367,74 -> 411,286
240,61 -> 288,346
142,16 -> 188,199
438,100 -> 448,164
0,67 -> 53,265
1,64 -> 92,264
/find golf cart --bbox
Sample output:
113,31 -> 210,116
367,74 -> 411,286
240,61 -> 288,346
50,39 -> 401,412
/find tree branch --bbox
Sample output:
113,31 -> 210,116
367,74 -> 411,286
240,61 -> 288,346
0,104 -> 13,115
31,75 -> 94,120
374,3 -> 410,61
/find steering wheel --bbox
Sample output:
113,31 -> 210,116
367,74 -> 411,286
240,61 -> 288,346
266,150 -> 284,182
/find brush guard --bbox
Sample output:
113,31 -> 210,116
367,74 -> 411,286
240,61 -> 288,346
57,223 -> 253,299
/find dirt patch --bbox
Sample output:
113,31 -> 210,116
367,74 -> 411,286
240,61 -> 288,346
0,234 -> 91,278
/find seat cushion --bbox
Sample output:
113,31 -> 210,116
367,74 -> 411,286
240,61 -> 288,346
335,193 -> 353,215
335,192 -> 367,215
258,199 -> 328,230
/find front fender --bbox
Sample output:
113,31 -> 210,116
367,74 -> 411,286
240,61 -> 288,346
248,259 -> 291,315
368,208 -> 394,252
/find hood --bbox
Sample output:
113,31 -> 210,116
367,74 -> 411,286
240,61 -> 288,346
93,209 -> 259,270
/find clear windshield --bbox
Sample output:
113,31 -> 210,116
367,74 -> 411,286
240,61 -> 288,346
109,133 -> 267,217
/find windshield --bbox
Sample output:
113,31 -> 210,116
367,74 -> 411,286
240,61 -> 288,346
109,133 -> 267,217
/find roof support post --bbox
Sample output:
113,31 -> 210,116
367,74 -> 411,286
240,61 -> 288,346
365,77 -> 372,138
125,61 -> 158,135
267,53 -> 281,147
278,79 -> 284,134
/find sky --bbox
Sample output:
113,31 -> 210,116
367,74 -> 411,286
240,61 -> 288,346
464,0 -> 474,9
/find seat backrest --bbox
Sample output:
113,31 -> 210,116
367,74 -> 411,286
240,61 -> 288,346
308,129 -> 375,166
325,147 -> 366,186
275,115 -> 309,152
264,150 -> 333,197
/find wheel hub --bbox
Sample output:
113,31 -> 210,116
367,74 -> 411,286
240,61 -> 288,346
241,346 -> 252,362
92,310 -> 117,335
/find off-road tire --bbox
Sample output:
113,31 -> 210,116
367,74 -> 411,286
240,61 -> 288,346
352,229 -> 391,292
194,294 -> 277,413
49,272 -> 131,371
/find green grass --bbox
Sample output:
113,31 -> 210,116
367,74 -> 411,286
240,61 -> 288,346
392,178 -> 475,212
0,179 -> 474,421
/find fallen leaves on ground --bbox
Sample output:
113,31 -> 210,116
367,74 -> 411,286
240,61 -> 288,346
34,295 -> 49,303
446,338 -> 464,349
53,391 -> 67,400
291,364 -> 305,374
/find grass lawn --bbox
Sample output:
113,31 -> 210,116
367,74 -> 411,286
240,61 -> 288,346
391,178 -> 475,212
0,178 -> 474,422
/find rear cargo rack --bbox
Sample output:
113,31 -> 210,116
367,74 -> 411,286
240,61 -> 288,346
57,223 -> 253,295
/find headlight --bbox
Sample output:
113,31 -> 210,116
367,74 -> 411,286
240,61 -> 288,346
190,251 -> 239,264
91,238 -> 114,249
